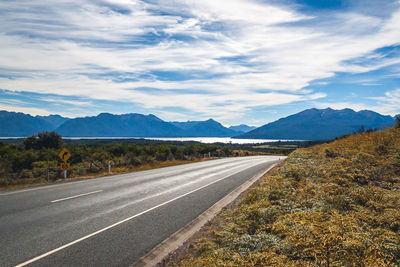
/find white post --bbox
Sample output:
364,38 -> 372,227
64,170 -> 67,179
208,152 -> 211,158
108,161 -> 111,174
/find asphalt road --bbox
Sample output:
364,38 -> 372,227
0,156 -> 281,266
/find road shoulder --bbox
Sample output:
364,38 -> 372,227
132,161 -> 282,267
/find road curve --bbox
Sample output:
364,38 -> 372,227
0,156 -> 281,266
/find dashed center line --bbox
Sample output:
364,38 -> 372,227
51,190 -> 103,203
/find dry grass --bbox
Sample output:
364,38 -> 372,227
168,128 -> 400,266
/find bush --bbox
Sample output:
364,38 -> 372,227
1,139 -> 236,185
24,131 -> 62,150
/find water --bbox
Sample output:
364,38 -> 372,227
75,137 -> 289,144
144,137 -> 280,144
0,136 -> 291,144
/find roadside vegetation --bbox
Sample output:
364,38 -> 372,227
0,131 -> 315,189
169,127 -> 400,266
227,140 -> 326,156
0,132 -> 234,188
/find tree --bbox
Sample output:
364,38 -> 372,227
395,117 -> 400,128
24,135 -> 39,150
357,125 -> 365,133
37,131 -> 62,149
23,131 -> 62,150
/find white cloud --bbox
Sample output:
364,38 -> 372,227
0,0 -> 399,122
0,104 -> 52,116
368,88 -> 400,115
314,88 -> 400,117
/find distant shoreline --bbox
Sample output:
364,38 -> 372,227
0,137 -> 297,144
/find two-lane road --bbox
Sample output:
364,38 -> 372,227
0,156 -> 281,266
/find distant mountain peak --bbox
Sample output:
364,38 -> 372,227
56,113 -> 185,137
98,112 -> 113,117
171,119 -> 238,137
0,110 -> 69,137
229,124 -> 257,134
320,107 -> 334,112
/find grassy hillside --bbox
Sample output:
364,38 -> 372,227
170,127 -> 400,266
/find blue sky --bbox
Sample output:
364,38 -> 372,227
0,0 -> 400,126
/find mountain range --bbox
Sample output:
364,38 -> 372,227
56,113 -> 187,137
0,108 -> 398,140
0,111 -> 68,137
171,119 -> 239,137
0,111 -> 248,138
237,108 -> 396,140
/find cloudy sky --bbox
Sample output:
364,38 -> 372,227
0,0 -> 400,126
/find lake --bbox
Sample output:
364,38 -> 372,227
123,137 -> 288,144
0,136 -> 292,144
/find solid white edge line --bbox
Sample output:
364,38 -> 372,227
14,159 -> 274,267
51,190 -> 103,203
133,162 -> 279,267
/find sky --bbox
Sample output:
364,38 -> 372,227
0,0 -> 400,126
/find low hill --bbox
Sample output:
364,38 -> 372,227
170,126 -> 400,266
56,113 -> 187,137
237,108 -> 395,140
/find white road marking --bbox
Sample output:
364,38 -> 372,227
51,190 -> 103,203
14,159 -> 274,267
0,157 -> 245,196
0,179 -> 96,196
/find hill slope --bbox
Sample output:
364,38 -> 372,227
171,127 -> 400,266
56,113 -> 187,137
36,114 -> 69,129
185,119 -> 239,137
170,121 -> 202,131
172,119 -> 239,137
238,108 -> 395,140
229,124 -> 256,133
